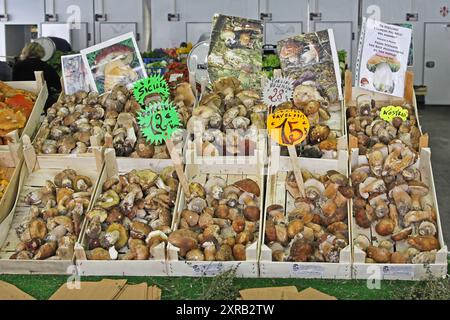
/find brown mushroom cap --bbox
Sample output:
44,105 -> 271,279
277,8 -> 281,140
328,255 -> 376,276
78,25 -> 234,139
200,93 -> 221,107
213,77 -> 241,93
233,179 -> 260,197
237,90 -> 259,101
408,180 -> 429,196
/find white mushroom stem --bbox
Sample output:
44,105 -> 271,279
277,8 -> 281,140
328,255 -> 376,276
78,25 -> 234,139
389,204 -> 399,230
125,124 -> 137,146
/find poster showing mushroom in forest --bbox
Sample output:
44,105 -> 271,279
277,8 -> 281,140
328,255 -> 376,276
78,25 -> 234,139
277,29 -> 343,104
81,32 -> 147,95
207,14 -> 263,91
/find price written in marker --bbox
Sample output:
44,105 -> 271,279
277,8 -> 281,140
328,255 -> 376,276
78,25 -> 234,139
262,76 -> 295,107
380,105 -> 409,122
267,109 -> 310,147
267,109 -> 310,198
133,74 -> 170,105
137,100 -> 180,145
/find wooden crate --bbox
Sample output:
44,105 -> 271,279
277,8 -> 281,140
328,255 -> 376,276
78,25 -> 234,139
0,157 -> 22,225
185,133 -> 267,168
0,137 -> 103,275
167,162 -> 265,277
350,148 -> 448,280
0,71 -> 48,141
75,149 -> 178,276
259,150 -> 352,279
344,70 -> 429,149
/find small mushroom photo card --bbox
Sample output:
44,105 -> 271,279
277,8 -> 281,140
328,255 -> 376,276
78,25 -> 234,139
81,32 -> 147,95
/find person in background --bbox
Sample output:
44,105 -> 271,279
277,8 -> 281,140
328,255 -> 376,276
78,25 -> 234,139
0,61 -> 11,81
12,42 -> 61,108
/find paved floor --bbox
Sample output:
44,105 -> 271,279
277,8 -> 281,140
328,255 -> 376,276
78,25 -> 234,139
418,106 -> 450,246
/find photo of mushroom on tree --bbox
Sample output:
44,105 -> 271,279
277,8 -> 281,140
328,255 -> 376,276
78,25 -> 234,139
0,11 -> 448,302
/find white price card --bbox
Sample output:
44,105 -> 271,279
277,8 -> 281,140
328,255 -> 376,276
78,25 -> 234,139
262,76 -> 295,107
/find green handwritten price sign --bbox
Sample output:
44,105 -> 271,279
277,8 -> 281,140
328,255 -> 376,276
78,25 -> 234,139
133,74 -> 170,105
268,109 -> 310,146
380,106 -> 409,122
137,100 -> 181,145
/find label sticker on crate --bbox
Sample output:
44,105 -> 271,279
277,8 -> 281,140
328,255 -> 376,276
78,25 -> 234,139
381,265 -> 414,279
190,263 -> 224,276
380,105 -> 409,122
291,264 -> 325,278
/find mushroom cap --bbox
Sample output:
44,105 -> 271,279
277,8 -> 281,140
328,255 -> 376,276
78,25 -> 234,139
366,55 -> 401,73
408,180 -> 429,196
358,177 -> 377,199
200,93 -> 221,106
368,192 -> 388,206
233,179 -> 260,197
213,77 -> 241,93
237,90 -> 260,101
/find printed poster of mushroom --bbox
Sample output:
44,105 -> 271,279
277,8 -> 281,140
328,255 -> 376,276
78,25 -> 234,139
207,14 -> 263,91
81,32 -> 147,95
61,54 -> 92,95
357,19 -> 412,97
277,29 -> 343,104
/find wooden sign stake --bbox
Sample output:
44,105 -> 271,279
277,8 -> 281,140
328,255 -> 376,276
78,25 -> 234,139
287,145 -> 305,198
166,139 -> 191,198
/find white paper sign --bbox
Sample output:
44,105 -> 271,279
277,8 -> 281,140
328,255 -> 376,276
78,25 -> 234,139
262,76 -> 294,107
358,19 -> 412,98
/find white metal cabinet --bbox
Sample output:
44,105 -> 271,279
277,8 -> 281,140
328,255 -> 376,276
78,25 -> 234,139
259,0 -> 309,45
0,0 -> 45,60
417,0 -> 450,105
94,0 -> 147,50
309,0 -> 358,70
42,0 -> 94,51
151,0 -> 259,49
423,23 -> 450,105
360,0 -> 422,85
0,0 -> 45,24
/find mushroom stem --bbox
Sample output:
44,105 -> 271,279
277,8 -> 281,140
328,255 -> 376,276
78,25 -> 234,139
411,195 -> 422,211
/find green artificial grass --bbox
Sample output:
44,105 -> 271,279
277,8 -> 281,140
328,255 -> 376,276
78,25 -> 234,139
0,274 -> 423,300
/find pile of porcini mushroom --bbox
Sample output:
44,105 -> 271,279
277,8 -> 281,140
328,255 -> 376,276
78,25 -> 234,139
276,84 -> 340,159
347,101 -> 421,155
352,140 -> 440,264
168,177 -> 261,261
84,167 -> 179,260
265,169 -> 352,262
12,169 -> 92,260
186,76 -> 266,157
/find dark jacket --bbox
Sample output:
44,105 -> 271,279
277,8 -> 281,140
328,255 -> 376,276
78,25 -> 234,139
0,61 -> 12,81
12,58 -> 61,92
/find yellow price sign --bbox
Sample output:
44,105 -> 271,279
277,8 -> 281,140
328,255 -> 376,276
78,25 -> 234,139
268,109 -> 310,146
380,106 -> 409,122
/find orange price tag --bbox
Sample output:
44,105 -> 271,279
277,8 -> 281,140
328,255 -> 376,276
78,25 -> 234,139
267,109 -> 310,146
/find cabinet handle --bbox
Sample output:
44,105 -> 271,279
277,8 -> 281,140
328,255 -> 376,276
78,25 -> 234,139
168,13 -> 180,21
310,12 -> 322,21
95,14 -> 107,22
260,13 -> 272,21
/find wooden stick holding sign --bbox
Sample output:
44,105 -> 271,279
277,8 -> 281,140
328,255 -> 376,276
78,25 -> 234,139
263,75 -> 309,196
268,109 -> 310,198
